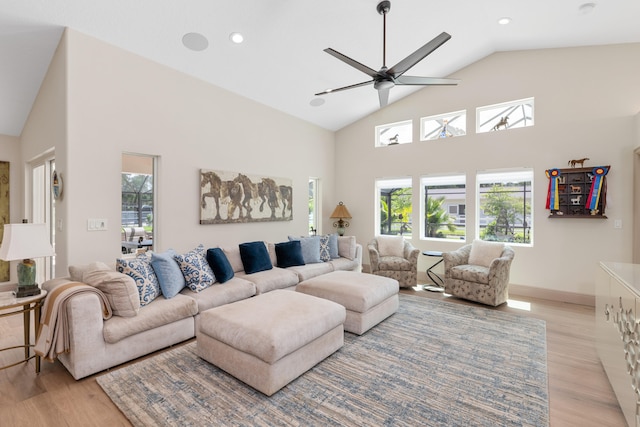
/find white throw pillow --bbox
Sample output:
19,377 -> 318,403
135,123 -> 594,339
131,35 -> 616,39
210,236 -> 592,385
82,269 -> 141,317
468,240 -> 505,268
337,236 -> 357,260
376,235 -> 405,257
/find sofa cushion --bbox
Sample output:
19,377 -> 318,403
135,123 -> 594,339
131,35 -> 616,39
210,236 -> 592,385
69,261 -> 111,282
451,264 -> 490,285
173,245 -> 216,292
222,246 -> 245,273
180,277 -> 256,314
206,248 -> 235,283
338,235 -> 357,260
236,267 -> 299,294
287,262 -> 334,281
468,239 -> 505,268
376,235 -> 405,257
275,240 -> 305,268
150,249 -> 187,298
82,269 -> 141,317
239,241 -> 273,274
288,236 -> 321,264
103,294 -> 198,344
116,255 -> 162,306
328,257 -> 359,272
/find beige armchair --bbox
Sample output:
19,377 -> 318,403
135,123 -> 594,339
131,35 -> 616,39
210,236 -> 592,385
368,236 -> 419,288
442,240 -> 515,306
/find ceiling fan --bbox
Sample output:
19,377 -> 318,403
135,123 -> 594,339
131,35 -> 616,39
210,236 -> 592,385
315,0 -> 460,108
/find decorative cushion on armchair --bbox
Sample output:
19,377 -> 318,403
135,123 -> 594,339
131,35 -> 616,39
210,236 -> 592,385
367,236 -> 419,288
442,240 -> 515,306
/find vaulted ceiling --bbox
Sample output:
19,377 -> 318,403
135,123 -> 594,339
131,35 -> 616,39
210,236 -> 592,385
2,1 -> 639,137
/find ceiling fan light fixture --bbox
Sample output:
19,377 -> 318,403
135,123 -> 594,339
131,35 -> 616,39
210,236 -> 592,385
374,80 -> 395,90
229,32 -> 244,44
497,17 -> 512,25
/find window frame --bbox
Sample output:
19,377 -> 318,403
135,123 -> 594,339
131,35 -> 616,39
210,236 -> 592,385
375,177 -> 413,237
420,110 -> 467,141
375,120 -> 413,147
476,97 -> 534,134
475,168 -> 533,246
420,174 -> 467,242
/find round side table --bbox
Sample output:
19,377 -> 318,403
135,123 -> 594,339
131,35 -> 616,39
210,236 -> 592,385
422,251 -> 445,292
0,288 -> 47,373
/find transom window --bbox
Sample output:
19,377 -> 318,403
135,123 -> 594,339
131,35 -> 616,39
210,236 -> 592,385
420,110 -> 466,141
375,120 -> 412,147
476,98 -> 534,134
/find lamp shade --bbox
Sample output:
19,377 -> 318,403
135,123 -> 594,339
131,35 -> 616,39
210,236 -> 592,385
0,223 -> 55,261
330,202 -> 352,219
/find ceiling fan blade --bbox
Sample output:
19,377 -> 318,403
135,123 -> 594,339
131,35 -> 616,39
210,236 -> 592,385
315,80 -> 374,96
387,32 -> 451,78
378,87 -> 390,108
324,48 -> 378,78
396,75 -> 460,86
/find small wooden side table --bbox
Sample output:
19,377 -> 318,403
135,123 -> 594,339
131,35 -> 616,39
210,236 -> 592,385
0,286 -> 47,374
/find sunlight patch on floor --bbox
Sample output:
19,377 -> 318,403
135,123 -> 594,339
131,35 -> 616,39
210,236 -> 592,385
507,299 -> 531,311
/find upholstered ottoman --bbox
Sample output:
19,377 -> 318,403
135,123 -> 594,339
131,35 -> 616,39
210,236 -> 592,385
197,289 -> 346,396
296,271 -> 399,335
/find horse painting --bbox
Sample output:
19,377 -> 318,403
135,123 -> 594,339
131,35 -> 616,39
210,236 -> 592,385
200,169 -> 293,224
200,171 -> 222,220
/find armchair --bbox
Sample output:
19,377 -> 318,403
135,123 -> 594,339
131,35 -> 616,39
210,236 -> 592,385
442,240 -> 514,306
368,236 -> 419,288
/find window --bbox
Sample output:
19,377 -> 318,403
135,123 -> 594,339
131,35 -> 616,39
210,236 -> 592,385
375,120 -> 412,147
420,110 -> 466,140
309,177 -> 319,235
376,178 -> 412,236
121,153 -> 156,252
476,97 -> 534,134
476,169 -> 533,244
421,174 -> 466,240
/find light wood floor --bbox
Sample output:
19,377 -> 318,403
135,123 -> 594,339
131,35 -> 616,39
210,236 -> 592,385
0,288 -> 627,427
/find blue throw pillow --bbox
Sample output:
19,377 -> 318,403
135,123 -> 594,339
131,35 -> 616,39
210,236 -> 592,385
206,248 -> 235,283
173,245 -> 215,292
288,236 -> 321,264
116,255 -> 161,306
275,240 -> 305,268
327,233 -> 340,259
239,241 -> 273,274
150,249 -> 187,298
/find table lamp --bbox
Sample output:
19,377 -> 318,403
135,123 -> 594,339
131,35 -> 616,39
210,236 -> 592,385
0,223 -> 55,297
330,202 -> 352,236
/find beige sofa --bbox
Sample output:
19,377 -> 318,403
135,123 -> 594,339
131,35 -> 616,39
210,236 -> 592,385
42,237 -> 362,380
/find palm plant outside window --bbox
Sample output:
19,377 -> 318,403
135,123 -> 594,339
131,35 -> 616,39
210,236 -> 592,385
376,178 -> 412,236
421,174 -> 466,240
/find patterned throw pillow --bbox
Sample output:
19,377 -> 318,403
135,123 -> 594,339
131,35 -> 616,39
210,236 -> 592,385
173,244 -> 216,292
319,235 -> 331,262
116,255 -> 162,306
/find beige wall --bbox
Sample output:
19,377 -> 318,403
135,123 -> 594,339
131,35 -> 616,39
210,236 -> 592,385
335,43 -> 640,298
0,134 -> 22,283
49,29 -> 334,272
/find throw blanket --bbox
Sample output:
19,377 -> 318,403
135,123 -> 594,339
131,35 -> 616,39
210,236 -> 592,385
35,281 -> 112,362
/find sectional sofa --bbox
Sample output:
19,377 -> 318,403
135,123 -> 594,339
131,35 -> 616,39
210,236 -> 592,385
41,235 -> 362,380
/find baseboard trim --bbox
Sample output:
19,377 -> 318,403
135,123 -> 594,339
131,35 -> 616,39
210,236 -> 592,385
365,264 -> 595,307
508,284 -> 595,307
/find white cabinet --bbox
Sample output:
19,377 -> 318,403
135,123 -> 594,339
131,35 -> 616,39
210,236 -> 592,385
597,262 -> 640,427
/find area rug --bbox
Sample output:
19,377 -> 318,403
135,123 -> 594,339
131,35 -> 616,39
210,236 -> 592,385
97,294 -> 548,426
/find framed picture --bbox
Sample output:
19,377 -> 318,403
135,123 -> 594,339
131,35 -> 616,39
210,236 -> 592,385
200,169 -> 292,224
52,170 -> 63,200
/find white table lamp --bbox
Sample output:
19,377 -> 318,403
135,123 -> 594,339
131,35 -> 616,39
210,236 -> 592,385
0,223 -> 55,297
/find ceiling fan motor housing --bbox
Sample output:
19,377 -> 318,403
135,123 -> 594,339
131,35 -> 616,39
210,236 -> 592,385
377,1 -> 391,15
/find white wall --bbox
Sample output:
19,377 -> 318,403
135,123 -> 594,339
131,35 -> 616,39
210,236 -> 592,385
49,29 -> 335,270
335,43 -> 640,298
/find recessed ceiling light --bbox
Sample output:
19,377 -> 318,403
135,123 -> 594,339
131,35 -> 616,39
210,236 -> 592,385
578,2 -> 596,15
229,32 -> 244,44
310,98 -> 325,107
497,17 -> 512,25
182,32 -> 209,51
